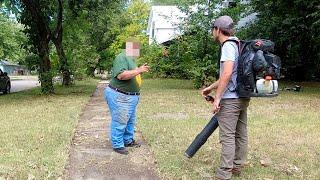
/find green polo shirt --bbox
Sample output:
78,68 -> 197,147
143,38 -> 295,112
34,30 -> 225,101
109,52 -> 141,93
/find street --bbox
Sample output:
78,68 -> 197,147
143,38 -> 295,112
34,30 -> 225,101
10,79 -> 40,93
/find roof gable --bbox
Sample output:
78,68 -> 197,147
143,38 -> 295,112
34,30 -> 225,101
147,6 -> 187,32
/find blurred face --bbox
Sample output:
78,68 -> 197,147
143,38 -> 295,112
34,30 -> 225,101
126,41 -> 140,58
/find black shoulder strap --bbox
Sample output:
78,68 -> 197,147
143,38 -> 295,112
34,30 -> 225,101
221,39 -> 241,54
222,39 -> 240,47
217,39 -> 241,72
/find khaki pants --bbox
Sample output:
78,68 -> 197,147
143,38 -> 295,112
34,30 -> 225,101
215,98 -> 250,179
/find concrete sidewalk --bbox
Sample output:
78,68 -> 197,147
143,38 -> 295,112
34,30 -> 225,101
63,82 -> 159,180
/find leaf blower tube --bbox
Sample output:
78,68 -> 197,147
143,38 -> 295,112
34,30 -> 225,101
184,115 -> 219,158
184,95 -> 219,158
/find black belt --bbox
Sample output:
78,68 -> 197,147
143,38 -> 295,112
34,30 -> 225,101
108,85 -> 140,96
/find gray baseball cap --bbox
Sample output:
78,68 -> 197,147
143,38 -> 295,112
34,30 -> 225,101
212,15 -> 234,30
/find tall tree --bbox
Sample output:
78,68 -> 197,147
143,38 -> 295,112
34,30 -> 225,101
1,0 -> 70,92
0,13 -> 27,62
19,0 -> 54,93
67,0 -> 128,76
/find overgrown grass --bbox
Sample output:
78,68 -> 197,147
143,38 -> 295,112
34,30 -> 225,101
138,79 -> 320,179
0,79 -> 98,179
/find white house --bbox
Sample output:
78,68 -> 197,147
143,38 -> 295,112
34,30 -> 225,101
146,6 -> 187,45
147,1 -> 255,45
0,60 -> 29,75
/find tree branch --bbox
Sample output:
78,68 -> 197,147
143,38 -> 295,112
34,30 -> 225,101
21,0 -> 51,44
53,0 -> 63,41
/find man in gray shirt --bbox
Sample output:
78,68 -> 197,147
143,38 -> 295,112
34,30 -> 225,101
202,15 -> 250,179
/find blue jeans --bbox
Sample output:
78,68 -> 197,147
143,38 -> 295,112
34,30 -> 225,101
104,87 -> 139,149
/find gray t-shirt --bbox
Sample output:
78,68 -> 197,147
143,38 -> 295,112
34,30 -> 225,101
219,37 -> 239,99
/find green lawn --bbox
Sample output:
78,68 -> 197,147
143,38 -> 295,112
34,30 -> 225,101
138,79 -> 320,179
0,79 -> 98,179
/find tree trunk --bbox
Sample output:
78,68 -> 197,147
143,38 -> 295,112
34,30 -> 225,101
22,0 -> 54,93
54,41 -> 71,85
52,0 -> 72,86
39,41 -> 54,93
86,66 -> 96,77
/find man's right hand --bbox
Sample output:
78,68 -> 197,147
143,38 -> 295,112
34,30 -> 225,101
117,63 -> 150,80
138,63 -> 150,73
201,87 -> 212,97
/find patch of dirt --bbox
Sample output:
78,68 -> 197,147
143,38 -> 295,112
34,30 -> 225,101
63,82 -> 159,180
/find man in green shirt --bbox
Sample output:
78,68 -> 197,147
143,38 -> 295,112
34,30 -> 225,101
104,39 -> 149,155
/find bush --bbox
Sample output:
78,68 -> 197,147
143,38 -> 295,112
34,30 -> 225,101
140,37 -> 219,89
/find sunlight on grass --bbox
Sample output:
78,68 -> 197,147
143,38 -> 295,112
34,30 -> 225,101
138,79 -> 320,179
0,79 -> 98,179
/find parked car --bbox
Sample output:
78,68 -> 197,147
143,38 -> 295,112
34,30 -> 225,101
0,69 -> 11,94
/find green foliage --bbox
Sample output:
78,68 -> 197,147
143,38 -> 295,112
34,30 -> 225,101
1,0 -> 129,91
63,0 -> 127,76
140,38 -> 197,80
24,53 -> 40,71
139,1 -> 244,88
138,43 -> 164,78
159,37 -> 197,79
174,0 -> 243,88
1,0 -> 60,93
145,0 -> 320,85
85,0 -> 127,75
192,53 -> 218,89
0,13 -> 27,62
2,0 -> 129,86
62,9 -> 100,78
245,0 -> 320,81
109,0 -> 150,59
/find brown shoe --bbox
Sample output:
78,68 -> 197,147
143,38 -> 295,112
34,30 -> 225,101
231,167 -> 241,176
